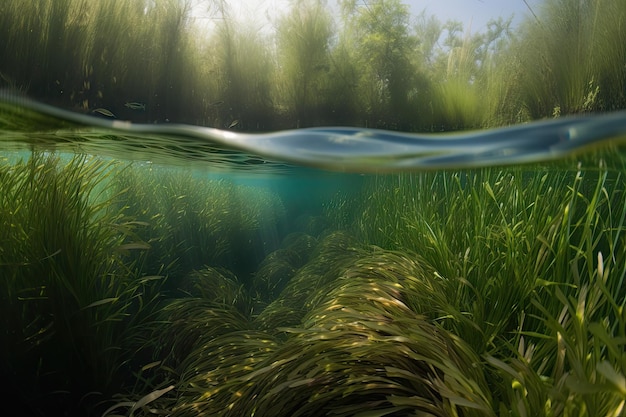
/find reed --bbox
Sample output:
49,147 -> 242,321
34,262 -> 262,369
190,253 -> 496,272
1,0 -> 624,129
509,0 -> 626,118
276,0 -> 334,127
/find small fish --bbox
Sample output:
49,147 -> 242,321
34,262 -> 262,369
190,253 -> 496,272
124,101 -> 146,111
92,108 -> 116,118
228,119 -> 239,129
210,100 -> 224,106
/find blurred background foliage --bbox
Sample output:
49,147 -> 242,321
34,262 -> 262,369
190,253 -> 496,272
0,0 -> 624,131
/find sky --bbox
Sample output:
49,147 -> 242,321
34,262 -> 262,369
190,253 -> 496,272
192,0 -> 543,34
411,0 -> 539,31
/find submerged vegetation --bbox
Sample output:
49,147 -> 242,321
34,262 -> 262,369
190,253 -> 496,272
0,0 -> 625,130
1,149 -> 625,416
0,153 -> 284,415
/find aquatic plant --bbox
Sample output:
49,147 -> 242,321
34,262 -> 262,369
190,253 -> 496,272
162,232 -> 493,416
251,232 -> 317,305
109,165 -> 286,287
488,155 -> 626,416
109,167 -> 231,282
0,152 -> 165,414
0,152 -> 285,415
5,149 -> 622,415
252,231 -> 362,333
327,150 -> 626,415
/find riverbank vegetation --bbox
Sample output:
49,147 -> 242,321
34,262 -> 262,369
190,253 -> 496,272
0,0 -> 624,130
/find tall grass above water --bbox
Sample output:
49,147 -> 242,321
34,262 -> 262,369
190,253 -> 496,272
0,0 -> 624,130
511,0 -> 626,118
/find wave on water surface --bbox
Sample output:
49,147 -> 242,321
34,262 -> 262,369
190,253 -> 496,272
1,93 -> 626,172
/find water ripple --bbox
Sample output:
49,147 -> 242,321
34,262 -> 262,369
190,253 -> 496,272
1,93 -> 625,172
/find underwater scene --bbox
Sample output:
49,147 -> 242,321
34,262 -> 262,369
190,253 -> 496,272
1,0 -> 626,416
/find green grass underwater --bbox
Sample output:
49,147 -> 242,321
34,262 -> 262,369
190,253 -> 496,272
1,146 -> 625,416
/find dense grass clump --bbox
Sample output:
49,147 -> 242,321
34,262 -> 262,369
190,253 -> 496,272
148,232 -> 491,417
326,150 -> 626,415
0,152 -> 287,415
0,153 -> 163,414
108,166 -> 285,286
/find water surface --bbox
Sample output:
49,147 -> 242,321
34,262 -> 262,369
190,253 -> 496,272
2,93 -> 625,172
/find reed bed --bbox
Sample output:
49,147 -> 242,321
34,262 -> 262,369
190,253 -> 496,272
1,0 -> 624,129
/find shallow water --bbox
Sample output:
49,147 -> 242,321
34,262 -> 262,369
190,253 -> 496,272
2,94 -> 626,416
